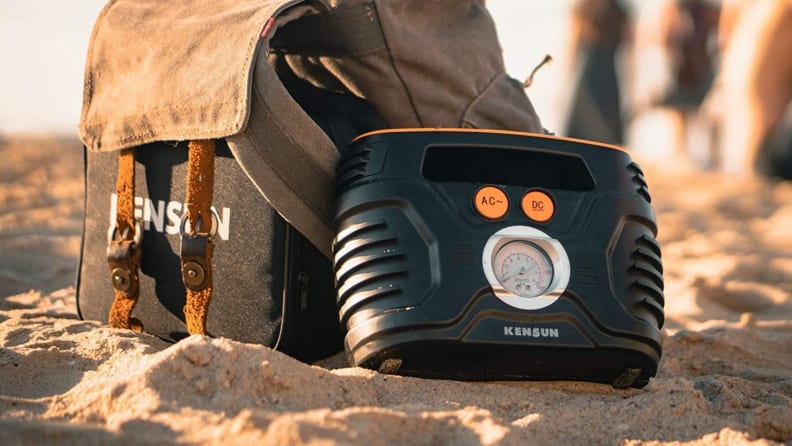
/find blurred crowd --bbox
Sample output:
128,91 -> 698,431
560,0 -> 791,179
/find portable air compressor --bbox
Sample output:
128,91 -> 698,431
333,129 -> 664,388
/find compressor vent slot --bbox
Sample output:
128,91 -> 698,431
630,234 -> 665,327
334,220 -> 409,323
628,162 -> 652,203
636,234 -> 662,258
633,246 -> 663,274
336,148 -> 373,190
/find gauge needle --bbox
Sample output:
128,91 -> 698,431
500,267 -> 524,282
502,264 -> 536,282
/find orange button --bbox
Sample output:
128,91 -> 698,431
522,190 -> 555,222
474,186 -> 509,219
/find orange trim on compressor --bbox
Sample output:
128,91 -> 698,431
352,128 -> 627,153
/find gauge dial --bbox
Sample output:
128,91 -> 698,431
482,226 -> 570,310
492,241 -> 553,298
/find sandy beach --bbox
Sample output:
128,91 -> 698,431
1,136 -> 791,445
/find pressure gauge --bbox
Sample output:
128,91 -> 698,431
482,226 -> 571,310
493,241 -> 553,298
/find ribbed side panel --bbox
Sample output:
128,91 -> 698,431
333,220 -> 408,326
628,161 -> 652,203
630,234 -> 665,327
336,146 -> 373,191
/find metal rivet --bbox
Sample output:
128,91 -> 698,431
111,267 -> 132,292
182,261 -> 206,288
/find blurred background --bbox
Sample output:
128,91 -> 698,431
1,0 -> 790,178
0,1 -> 107,134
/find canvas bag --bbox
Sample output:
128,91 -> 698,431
77,0 -> 544,357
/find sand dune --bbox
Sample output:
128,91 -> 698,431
1,137 -> 790,445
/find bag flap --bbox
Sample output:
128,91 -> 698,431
79,0 -> 327,152
273,0 -> 544,132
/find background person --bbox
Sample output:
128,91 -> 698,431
706,0 -> 792,177
563,0 -> 632,145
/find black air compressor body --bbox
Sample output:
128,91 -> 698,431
333,129 -> 664,388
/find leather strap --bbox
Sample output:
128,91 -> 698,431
108,141 -> 217,336
115,149 -> 136,235
107,148 -> 143,332
180,140 -> 216,335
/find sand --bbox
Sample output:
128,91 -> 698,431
1,136 -> 791,445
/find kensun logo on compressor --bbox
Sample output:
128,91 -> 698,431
503,326 -> 560,338
109,194 -> 231,241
